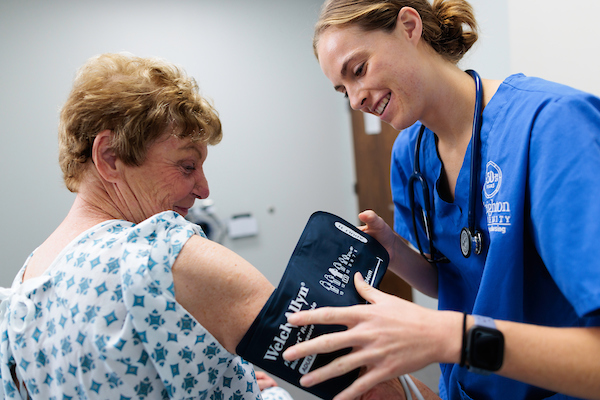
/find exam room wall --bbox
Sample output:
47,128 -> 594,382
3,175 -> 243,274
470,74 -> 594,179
3,0 -> 597,306
3,0 -> 599,286
0,0 -> 357,292
0,0 -> 509,304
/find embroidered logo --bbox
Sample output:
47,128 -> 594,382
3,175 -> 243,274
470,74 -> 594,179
484,161 -> 502,199
483,161 -> 511,235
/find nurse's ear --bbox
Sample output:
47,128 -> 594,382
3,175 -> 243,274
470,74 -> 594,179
92,129 -> 120,183
396,6 -> 423,44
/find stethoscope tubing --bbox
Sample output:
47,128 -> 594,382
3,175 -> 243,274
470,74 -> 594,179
410,69 -> 483,259
466,69 -> 483,236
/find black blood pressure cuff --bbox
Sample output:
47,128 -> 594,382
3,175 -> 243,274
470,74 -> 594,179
236,211 -> 389,400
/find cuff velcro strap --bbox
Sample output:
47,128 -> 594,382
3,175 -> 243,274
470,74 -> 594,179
236,211 -> 389,400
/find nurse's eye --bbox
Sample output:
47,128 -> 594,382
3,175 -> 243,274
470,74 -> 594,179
354,63 -> 365,77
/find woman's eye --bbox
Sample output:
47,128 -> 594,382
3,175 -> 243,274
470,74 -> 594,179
183,164 -> 196,173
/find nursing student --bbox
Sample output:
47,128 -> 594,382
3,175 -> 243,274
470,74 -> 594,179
282,1 -> 600,399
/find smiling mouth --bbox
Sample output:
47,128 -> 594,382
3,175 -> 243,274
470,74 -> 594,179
374,93 -> 391,116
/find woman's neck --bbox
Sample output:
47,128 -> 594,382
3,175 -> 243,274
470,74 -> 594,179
22,180 -> 124,282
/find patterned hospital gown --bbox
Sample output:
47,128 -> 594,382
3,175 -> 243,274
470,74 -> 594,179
0,211 -> 264,399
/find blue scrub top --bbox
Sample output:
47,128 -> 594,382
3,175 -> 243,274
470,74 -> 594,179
391,74 -> 600,400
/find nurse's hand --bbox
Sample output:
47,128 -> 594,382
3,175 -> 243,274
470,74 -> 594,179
282,273 -> 461,400
357,210 -> 398,261
357,210 -> 439,299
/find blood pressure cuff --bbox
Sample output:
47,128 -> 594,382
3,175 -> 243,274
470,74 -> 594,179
236,211 -> 389,400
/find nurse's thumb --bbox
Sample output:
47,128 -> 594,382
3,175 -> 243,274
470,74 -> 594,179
358,210 -> 383,229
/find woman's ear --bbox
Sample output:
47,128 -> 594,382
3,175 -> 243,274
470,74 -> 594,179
396,7 -> 423,42
92,130 -> 119,182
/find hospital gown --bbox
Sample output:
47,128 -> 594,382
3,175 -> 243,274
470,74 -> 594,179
0,211 -> 263,399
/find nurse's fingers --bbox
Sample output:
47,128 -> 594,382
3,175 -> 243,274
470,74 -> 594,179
285,277 -> 375,327
286,274 -> 388,325
353,272 -> 388,304
284,274 -> 394,360
286,304 -> 363,330
298,353 -> 360,388
296,344 -> 387,390
282,326 -> 362,363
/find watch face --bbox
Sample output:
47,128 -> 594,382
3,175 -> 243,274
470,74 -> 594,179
469,326 -> 504,371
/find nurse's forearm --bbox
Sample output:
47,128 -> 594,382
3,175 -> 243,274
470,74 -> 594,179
490,319 -> 600,398
389,236 -> 438,298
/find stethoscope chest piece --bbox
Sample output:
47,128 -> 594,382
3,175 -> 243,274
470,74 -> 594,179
460,227 -> 482,258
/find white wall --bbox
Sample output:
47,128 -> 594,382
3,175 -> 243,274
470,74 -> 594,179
8,0 -> 599,295
4,0 -> 599,296
508,0 -> 600,96
0,0 -> 358,293
459,0 -> 511,78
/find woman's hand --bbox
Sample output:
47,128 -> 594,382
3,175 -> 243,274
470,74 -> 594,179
254,370 -> 278,391
359,377 -> 407,400
359,375 -> 441,400
282,273 -> 461,400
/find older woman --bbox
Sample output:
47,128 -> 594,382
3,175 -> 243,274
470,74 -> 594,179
0,53 -> 278,399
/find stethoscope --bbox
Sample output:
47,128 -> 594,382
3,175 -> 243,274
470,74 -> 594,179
410,69 -> 483,259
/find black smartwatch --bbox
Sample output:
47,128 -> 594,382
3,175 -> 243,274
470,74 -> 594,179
465,315 -> 504,375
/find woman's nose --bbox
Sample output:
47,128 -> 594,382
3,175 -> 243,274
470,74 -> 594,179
195,169 -> 210,199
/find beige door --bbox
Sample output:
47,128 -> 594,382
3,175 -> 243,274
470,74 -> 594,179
349,108 -> 412,301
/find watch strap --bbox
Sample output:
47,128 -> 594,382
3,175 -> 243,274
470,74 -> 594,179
473,314 -> 496,329
459,312 -> 468,367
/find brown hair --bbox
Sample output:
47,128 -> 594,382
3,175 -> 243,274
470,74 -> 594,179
314,0 -> 478,64
58,53 -> 222,192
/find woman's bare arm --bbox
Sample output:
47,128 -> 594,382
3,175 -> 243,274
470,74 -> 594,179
171,235 -> 274,354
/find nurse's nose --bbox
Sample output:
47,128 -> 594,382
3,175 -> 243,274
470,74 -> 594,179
348,90 -> 367,111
